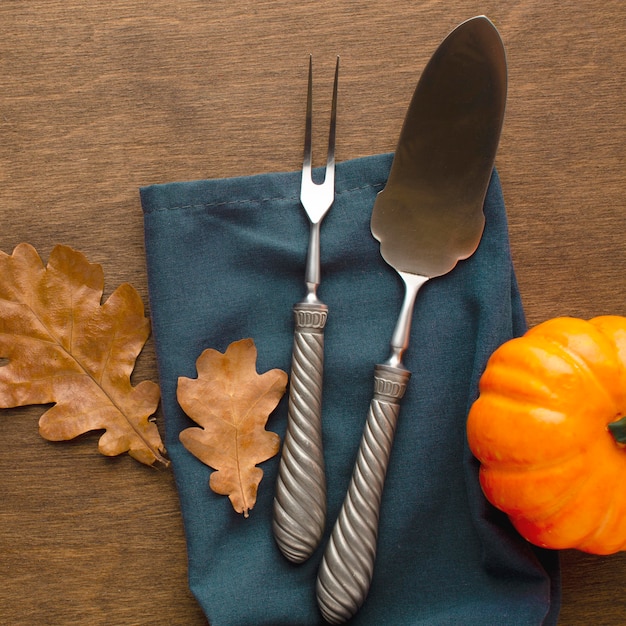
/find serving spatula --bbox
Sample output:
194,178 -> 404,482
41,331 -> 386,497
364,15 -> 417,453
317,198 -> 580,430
316,16 -> 507,623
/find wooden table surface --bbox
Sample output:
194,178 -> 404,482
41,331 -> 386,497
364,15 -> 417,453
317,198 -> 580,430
1,1 -> 625,624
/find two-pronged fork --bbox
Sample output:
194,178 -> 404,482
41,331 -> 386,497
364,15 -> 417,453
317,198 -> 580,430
273,55 -> 339,563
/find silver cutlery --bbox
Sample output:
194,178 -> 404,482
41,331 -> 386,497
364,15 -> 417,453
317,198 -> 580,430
316,17 -> 507,623
273,56 -> 339,563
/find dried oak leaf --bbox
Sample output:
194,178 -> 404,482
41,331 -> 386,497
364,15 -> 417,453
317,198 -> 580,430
0,243 -> 166,466
178,338 -> 287,517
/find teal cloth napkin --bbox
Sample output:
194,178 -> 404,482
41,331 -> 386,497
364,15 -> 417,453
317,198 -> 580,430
140,153 -> 560,625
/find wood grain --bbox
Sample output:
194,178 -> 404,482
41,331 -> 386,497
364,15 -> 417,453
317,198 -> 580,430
1,1 -> 625,623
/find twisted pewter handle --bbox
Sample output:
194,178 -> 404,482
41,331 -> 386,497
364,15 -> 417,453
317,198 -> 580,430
273,300 -> 328,563
316,364 -> 410,624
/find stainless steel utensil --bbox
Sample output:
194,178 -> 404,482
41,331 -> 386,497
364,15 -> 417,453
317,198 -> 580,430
316,17 -> 507,623
273,56 -> 339,563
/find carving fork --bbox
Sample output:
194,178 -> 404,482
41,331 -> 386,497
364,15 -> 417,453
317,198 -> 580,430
273,56 -> 339,563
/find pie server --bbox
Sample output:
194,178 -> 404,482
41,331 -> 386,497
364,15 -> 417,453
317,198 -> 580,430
316,16 -> 508,623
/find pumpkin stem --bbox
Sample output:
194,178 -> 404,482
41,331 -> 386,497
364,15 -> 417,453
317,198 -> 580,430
608,417 -> 626,444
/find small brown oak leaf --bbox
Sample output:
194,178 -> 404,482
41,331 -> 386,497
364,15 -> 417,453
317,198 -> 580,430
0,243 -> 166,466
177,338 -> 287,517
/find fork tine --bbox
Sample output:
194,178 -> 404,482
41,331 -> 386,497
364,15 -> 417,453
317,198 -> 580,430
302,55 -> 313,174
325,56 -> 339,179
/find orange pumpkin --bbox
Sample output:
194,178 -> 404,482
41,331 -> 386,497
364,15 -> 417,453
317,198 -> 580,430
467,315 -> 626,554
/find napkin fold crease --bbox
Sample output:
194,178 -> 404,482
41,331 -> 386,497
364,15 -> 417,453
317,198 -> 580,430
141,152 -> 560,626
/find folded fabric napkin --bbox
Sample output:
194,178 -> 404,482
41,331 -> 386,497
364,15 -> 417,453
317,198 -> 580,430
140,153 -> 560,626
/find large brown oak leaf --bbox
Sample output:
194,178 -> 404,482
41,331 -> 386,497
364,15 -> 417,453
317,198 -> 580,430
0,243 -> 166,466
178,338 -> 287,517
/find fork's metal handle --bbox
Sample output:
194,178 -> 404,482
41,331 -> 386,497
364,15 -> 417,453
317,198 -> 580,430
273,300 -> 328,563
316,363 -> 410,624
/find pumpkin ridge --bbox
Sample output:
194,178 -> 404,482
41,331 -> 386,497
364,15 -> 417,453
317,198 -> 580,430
479,448 -> 580,473
582,492 -> 619,551
551,448 -> 625,552
538,333 -> 622,423
486,452 -> 596,520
